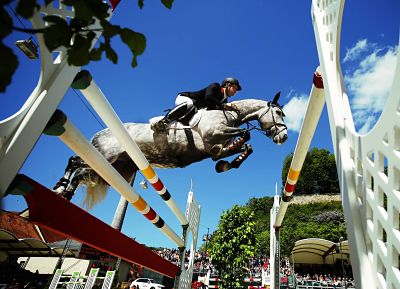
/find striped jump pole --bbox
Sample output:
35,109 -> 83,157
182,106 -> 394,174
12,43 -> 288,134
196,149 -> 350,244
244,277 -> 262,289
71,70 -> 188,227
274,71 -> 325,228
44,110 -> 184,248
208,277 -> 220,289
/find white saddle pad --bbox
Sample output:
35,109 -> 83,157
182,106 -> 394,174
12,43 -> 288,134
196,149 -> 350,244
149,110 -> 203,130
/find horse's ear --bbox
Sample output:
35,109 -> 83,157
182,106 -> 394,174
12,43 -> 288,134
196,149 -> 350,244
272,91 -> 281,104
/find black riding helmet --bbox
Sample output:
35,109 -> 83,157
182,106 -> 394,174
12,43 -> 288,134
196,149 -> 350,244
221,77 -> 242,91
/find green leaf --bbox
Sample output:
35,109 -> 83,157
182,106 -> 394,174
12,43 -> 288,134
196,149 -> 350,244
89,46 -> 103,61
131,55 -> 138,67
16,0 -> 38,19
69,18 -> 89,32
100,19 -> 120,38
120,28 -> 146,55
0,43 -> 19,92
67,34 -> 91,66
104,42 -> 118,64
72,0 -> 94,22
81,0 -> 109,19
43,15 -> 67,25
43,20 -> 71,51
0,7 -> 12,38
161,0 -> 173,9
86,31 -> 96,43
61,0 -> 75,6
138,0 -> 144,9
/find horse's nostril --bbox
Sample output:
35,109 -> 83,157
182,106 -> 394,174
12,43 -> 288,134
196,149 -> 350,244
283,134 -> 288,142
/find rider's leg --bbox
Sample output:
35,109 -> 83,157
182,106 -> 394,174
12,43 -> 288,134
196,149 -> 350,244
152,95 -> 194,131
167,95 -> 194,121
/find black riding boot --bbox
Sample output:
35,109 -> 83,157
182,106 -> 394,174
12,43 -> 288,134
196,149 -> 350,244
152,103 -> 191,131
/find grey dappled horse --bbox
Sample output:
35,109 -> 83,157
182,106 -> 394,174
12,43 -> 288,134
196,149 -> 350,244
53,95 -> 288,206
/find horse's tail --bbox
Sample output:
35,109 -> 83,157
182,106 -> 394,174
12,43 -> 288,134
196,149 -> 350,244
78,170 -> 109,210
57,155 -> 110,209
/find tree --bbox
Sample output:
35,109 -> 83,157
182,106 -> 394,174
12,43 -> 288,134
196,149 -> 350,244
0,0 -> 173,92
281,147 -> 340,195
209,205 -> 256,289
245,197 -> 274,256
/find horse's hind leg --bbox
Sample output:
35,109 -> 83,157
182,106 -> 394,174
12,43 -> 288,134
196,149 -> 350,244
210,131 -> 250,160
53,156 -> 86,195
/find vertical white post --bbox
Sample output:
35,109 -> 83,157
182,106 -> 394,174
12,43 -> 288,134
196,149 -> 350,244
270,195 -> 280,289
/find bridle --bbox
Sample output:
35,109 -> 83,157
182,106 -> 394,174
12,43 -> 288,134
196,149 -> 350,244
245,103 -> 287,139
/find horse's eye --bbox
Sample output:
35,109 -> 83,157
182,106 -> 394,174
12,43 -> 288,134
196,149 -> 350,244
276,110 -> 282,116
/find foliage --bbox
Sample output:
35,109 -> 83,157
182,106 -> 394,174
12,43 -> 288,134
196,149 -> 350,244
245,197 -> 273,256
0,0 -> 174,92
209,205 -> 256,289
281,147 -> 340,195
245,196 -> 347,257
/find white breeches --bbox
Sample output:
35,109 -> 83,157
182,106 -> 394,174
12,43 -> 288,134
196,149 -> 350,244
175,95 -> 194,109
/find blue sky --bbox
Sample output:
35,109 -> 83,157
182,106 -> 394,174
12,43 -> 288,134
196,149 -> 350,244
1,1 -> 399,250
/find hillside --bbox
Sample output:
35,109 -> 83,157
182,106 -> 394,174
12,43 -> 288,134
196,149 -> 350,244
290,194 -> 341,205
245,194 -> 346,256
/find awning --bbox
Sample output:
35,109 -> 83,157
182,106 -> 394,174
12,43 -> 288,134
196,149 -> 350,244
289,238 -> 350,265
0,229 -> 76,258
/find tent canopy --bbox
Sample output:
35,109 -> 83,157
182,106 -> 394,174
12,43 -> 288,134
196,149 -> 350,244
0,229 -> 76,259
289,238 -> 350,265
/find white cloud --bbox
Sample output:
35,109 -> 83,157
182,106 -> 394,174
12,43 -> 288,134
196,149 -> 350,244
343,39 -> 369,63
283,94 -> 309,133
344,45 -> 397,133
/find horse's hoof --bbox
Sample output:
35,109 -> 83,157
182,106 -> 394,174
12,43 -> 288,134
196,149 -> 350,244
57,190 -> 74,201
210,144 -> 223,161
242,131 -> 251,142
215,160 -> 232,173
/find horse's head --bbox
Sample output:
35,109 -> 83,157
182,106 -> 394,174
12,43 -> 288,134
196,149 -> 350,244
258,92 -> 288,145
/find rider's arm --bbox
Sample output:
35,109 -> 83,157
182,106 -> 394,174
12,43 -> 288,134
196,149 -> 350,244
222,103 -> 239,112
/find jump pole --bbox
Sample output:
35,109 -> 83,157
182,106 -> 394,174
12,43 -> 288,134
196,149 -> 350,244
71,70 -> 188,227
274,72 -> 325,228
44,110 -> 185,248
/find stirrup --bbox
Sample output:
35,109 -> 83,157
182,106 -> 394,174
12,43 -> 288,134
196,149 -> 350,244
151,119 -> 169,132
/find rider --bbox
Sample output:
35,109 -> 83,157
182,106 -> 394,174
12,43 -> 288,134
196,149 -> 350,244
151,77 -> 242,131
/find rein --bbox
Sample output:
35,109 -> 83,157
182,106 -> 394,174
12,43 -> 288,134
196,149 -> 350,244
245,105 -> 287,138
220,102 -> 287,139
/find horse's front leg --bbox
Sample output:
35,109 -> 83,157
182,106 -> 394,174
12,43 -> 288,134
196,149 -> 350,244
215,144 -> 254,173
210,130 -> 250,161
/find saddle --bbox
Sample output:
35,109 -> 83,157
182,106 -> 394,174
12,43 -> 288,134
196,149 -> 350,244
149,109 -> 203,130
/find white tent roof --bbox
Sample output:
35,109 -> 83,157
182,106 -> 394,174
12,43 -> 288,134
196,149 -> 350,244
289,238 -> 350,265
